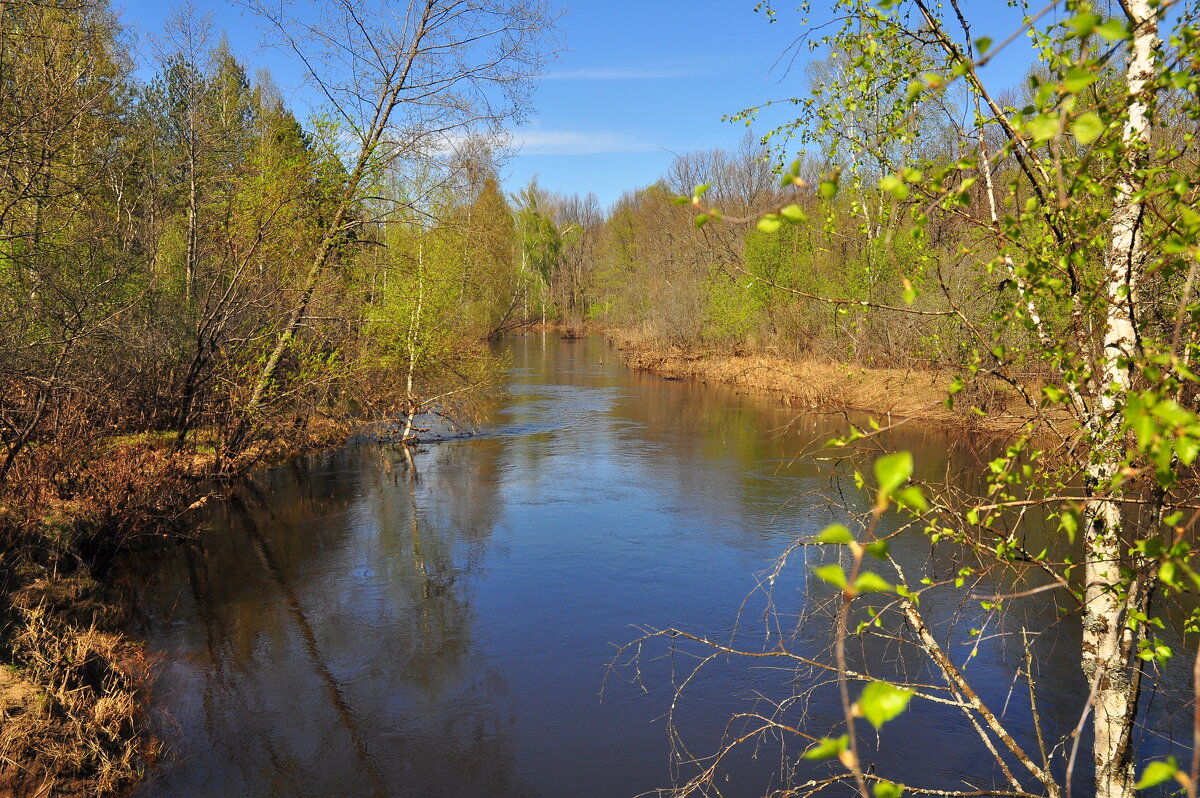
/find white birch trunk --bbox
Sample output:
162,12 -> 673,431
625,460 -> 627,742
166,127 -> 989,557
401,243 -> 424,443
1082,4 -> 1158,796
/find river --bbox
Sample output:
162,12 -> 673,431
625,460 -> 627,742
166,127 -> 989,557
126,335 -> 1193,797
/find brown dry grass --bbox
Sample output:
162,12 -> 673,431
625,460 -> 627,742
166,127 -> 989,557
0,589 -> 156,798
0,412 -> 353,797
612,332 -> 1042,432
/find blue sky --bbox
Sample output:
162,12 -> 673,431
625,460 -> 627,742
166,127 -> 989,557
497,2 -> 812,207
116,1 -> 1037,210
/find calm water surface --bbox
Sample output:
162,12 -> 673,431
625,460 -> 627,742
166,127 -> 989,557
128,336 -> 1193,797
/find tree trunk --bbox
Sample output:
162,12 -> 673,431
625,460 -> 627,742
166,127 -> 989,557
186,134 -> 198,303
227,0 -> 437,453
401,243 -> 424,443
1081,4 -> 1158,796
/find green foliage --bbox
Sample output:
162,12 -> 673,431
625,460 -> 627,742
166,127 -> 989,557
814,563 -> 849,590
816,524 -> 855,545
703,269 -> 764,345
516,179 -> 563,286
1135,758 -> 1178,790
856,682 -> 913,729
873,451 -> 912,506
874,781 -> 905,798
600,3 -> 1200,797
0,0 -> 541,485
802,734 -> 849,760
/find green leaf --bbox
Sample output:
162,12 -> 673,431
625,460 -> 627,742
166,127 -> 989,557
1126,395 -> 1156,448
802,734 -> 848,760
1026,113 -> 1060,143
814,563 -> 848,589
1063,67 -> 1097,94
1176,435 -> 1199,466
973,36 -> 992,54
758,214 -> 783,233
1153,398 -> 1191,427
1165,235 -> 1192,254
1070,112 -> 1105,145
1067,11 -> 1101,37
854,571 -> 894,594
818,180 -> 839,200
1161,560 -> 1179,588
866,539 -> 889,559
880,174 -> 909,200
779,203 -> 808,223
895,485 -> 929,512
905,79 -> 925,105
1135,757 -> 1177,789
874,451 -> 914,500
858,681 -> 914,729
817,524 -> 855,545
1136,537 -> 1164,558
1096,18 -> 1131,41
875,781 -> 905,798
1060,510 -> 1080,544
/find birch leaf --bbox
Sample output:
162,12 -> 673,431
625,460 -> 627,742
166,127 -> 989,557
1071,112 -> 1104,145
858,681 -> 913,729
1135,758 -> 1177,789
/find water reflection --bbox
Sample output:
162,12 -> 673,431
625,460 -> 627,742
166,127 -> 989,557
132,441 -> 527,797
128,335 -> 1194,797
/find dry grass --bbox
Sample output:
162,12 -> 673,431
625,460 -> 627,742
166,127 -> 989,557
612,332 -> 1046,432
0,593 -> 155,798
0,413 -> 352,797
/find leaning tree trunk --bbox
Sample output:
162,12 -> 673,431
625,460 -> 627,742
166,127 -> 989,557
1081,3 -> 1158,797
226,0 -> 437,454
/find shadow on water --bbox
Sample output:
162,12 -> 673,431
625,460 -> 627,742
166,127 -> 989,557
123,335 -> 1195,797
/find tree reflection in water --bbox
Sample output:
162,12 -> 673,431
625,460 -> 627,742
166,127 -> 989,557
133,440 -> 529,797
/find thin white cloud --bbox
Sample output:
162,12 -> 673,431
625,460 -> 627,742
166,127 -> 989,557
541,66 -> 695,81
509,128 -> 654,156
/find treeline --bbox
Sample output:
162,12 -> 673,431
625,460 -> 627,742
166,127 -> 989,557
527,63 -> 1194,394
0,2 -> 555,788
0,0 -> 557,537
514,131 -> 1003,370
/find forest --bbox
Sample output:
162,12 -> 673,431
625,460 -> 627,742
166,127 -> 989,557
1,0 -> 1199,796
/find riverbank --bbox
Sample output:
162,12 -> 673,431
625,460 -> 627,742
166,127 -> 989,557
0,417 -> 351,797
608,331 -> 1044,432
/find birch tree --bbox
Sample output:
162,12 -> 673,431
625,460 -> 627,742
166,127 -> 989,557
654,1 -> 1200,796
228,0 -> 555,452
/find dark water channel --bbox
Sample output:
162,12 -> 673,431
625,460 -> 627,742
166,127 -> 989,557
127,336 -> 1193,797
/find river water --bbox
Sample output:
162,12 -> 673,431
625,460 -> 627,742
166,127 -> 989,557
127,335 -> 1193,797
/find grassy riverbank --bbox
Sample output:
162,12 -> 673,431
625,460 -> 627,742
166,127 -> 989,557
0,418 -> 351,797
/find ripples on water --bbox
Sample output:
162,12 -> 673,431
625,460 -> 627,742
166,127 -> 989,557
126,335 -> 1194,797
